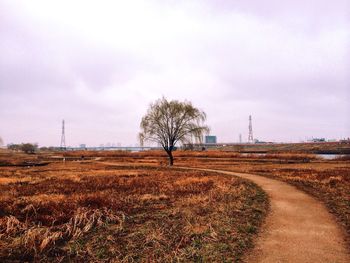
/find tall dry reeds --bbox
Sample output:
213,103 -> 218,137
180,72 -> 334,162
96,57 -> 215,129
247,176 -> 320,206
0,207 -> 125,259
0,160 -> 268,262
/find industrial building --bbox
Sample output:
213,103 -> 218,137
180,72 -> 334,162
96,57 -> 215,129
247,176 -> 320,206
205,135 -> 217,144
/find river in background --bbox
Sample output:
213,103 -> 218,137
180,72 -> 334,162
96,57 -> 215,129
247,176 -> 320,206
317,154 -> 349,160
240,152 -> 349,160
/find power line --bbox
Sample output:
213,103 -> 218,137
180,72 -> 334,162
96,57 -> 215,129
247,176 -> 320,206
248,115 -> 254,143
60,119 -> 66,149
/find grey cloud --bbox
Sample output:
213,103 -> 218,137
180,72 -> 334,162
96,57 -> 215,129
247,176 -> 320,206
202,0 -> 349,20
0,0 -> 349,146
69,48 -> 148,90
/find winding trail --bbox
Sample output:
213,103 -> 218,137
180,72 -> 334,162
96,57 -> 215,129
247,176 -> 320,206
185,168 -> 350,263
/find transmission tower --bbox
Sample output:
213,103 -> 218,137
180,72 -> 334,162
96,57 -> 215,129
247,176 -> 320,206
248,115 -> 254,143
60,120 -> 66,149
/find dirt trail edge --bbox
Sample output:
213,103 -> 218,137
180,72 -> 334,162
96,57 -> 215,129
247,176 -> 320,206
182,167 -> 350,263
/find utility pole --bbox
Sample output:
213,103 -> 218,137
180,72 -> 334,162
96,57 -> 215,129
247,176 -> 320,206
239,133 -> 242,144
60,120 -> 66,149
248,115 -> 254,143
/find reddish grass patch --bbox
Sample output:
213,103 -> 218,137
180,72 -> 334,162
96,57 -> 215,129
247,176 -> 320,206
0,156 -> 268,262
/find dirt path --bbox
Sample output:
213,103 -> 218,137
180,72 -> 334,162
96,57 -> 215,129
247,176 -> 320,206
187,168 -> 350,263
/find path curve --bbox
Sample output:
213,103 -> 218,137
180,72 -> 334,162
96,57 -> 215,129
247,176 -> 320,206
185,168 -> 350,263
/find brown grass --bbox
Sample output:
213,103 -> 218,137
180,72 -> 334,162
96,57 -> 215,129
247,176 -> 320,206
172,150 -> 350,247
0,152 -> 268,262
3,148 -> 348,260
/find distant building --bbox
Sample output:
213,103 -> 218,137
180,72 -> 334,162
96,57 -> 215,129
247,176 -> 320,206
79,144 -> 87,149
340,138 -> 350,144
254,139 -> 266,144
309,138 -> 326,143
205,135 -> 217,144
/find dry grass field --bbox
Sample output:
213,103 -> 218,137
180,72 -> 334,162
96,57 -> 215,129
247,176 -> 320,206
0,150 -> 268,262
1,149 -> 349,261
219,141 -> 350,154
59,149 -> 350,247
174,151 -> 350,247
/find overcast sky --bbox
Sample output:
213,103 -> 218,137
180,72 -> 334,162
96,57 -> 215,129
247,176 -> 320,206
0,0 -> 349,147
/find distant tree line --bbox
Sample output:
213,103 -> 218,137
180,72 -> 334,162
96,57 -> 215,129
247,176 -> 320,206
7,143 -> 38,154
38,146 -> 61,151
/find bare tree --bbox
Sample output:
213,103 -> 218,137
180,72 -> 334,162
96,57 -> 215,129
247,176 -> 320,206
20,143 -> 38,154
139,97 -> 209,166
7,143 -> 38,153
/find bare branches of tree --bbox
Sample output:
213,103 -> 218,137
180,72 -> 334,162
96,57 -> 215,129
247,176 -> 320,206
139,97 -> 209,165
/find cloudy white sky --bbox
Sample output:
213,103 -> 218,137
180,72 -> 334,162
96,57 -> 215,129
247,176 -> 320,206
0,0 -> 349,147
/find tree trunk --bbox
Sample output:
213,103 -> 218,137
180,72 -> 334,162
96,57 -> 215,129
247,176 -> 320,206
166,150 -> 174,166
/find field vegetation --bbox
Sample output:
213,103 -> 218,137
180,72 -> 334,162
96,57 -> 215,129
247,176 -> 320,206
0,150 -> 268,262
219,141 -> 350,154
1,148 -> 349,261
174,151 -> 350,247
50,149 -> 350,246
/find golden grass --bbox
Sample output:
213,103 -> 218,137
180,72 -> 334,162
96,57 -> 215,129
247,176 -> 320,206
4,148 -> 348,259
0,177 -> 31,185
0,153 -> 268,262
171,151 -> 350,247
